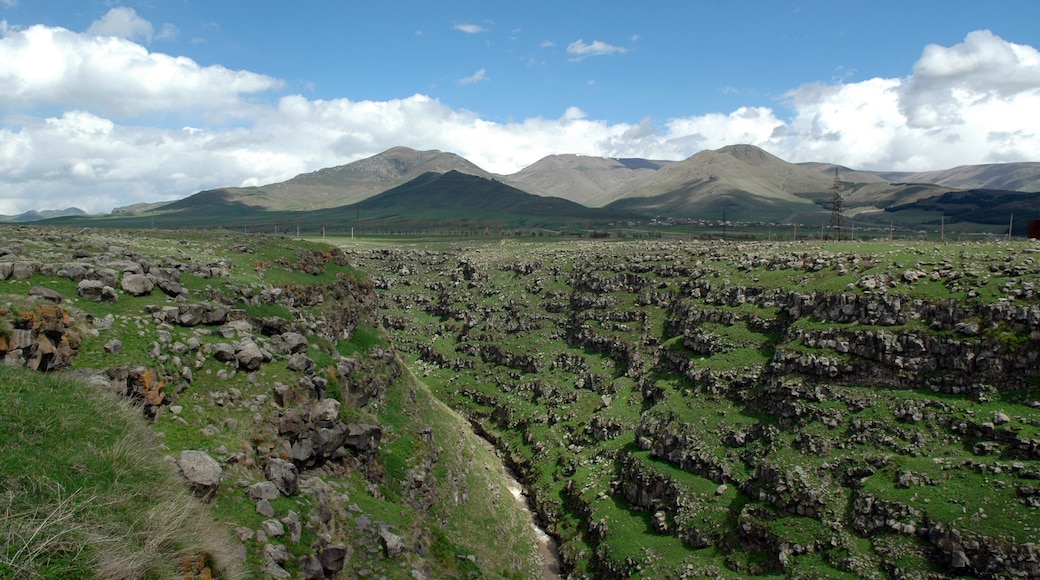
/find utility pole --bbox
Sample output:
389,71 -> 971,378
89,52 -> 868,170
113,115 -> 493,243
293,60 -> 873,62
828,167 -> 845,240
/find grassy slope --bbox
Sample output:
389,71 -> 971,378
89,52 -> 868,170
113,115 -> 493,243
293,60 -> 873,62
0,227 -> 542,579
0,366 -> 243,580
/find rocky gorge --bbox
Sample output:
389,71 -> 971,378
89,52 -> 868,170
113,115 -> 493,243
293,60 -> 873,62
4,226 -> 1040,579
344,237 -> 1040,579
0,227 -> 543,579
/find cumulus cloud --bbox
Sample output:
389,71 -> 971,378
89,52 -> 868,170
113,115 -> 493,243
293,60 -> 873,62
459,68 -> 489,85
765,30 -> 1040,170
899,29 -> 1040,128
0,22 -> 282,117
567,39 -> 627,60
87,7 -> 154,42
1,24 -> 1039,215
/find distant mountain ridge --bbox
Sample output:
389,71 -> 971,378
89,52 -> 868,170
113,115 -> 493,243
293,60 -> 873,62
872,162 -> 1040,193
507,154 -> 674,206
36,144 -> 1040,234
332,169 -> 636,227
0,207 -> 86,222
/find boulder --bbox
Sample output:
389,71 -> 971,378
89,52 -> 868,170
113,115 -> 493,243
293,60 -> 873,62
177,450 -> 222,499
261,519 -> 285,538
271,332 -> 309,354
298,556 -> 325,580
56,263 -> 91,281
108,260 -> 144,275
265,458 -> 299,496
28,286 -> 62,303
155,277 -> 184,297
380,528 -> 405,558
343,423 -> 382,455
256,498 -> 275,517
235,340 -> 265,371
311,398 -> 341,425
281,510 -> 302,543
89,267 -> 120,288
12,262 -> 37,279
263,543 -> 291,565
319,543 -> 348,575
286,353 -> 314,373
77,279 -> 108,301
121,273 -> 154,296
212,343 -> 236,362
100,286 -> 118,302
247,481 -> 280,501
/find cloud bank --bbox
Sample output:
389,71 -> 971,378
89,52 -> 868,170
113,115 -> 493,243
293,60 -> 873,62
0,15 -> 1038,215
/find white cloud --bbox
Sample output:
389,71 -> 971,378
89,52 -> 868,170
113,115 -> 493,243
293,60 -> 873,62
0,22 -> 282,117
156,23 -> 179,42
567,39 -> 626,60
900,29 -> 1040,128
459,68 -> 488,85
86,7 -> 154,43
453,23 -> 486,34
1,26 -> 1039,215
764,30 -> 1040,170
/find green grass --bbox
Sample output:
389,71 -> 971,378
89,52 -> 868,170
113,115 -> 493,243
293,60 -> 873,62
0,366 -> 242,579
337,236 -> 1040,578
337,322 -> 387,356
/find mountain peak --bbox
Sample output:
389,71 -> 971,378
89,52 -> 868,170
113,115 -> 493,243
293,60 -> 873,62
716,144 -> 779,166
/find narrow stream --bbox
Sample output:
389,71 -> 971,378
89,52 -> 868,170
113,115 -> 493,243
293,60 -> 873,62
479,438 -> 563,579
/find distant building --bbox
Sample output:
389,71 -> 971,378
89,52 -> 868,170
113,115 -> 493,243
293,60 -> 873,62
1029,220 -> 1040,240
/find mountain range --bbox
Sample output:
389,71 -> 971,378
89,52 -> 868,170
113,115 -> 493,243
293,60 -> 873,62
37,145 -> 1040,233
0,207 -> 86,223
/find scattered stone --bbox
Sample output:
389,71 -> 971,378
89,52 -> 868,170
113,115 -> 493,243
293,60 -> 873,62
380,528 -> 405,558
28,286 -> 62,303
272,331 -> 308,354
262,519 -> 285,538
319,543 -> 348,575
77,279 -> 117,302
298,556 -> 325,580
121,273 -> 154,296
264,563 -> 291,579
235,340 -> 265,371
212,342 -> 236,362
286,352 -> 314,373
177,450 -> 221,499
265,458 -> 299,497
281,510 -> 302,543
247,481 -> 280,501
256,498 -> 275,517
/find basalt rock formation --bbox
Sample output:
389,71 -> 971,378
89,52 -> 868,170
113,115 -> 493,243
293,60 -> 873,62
0,227 -> 542,579
347,238 -> 1040,579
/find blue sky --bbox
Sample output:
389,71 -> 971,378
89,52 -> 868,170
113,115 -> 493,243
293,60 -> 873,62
1,0 -> 1039,213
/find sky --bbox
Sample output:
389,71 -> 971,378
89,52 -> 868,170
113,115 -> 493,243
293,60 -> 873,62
1,1 -> 1040,214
